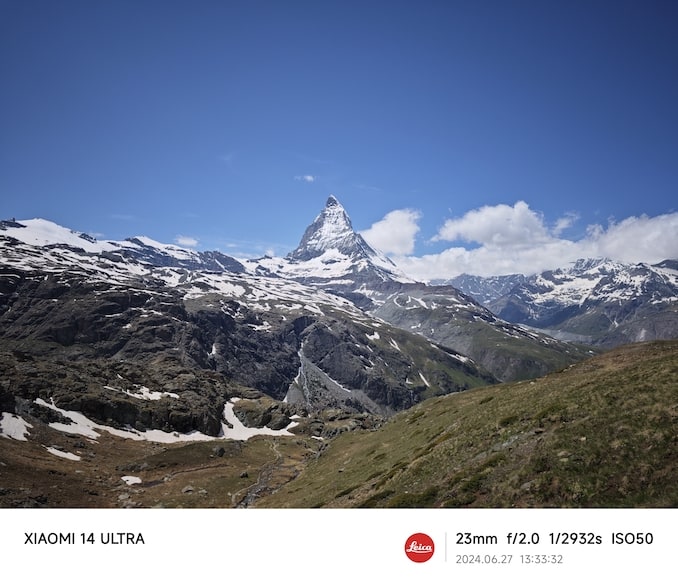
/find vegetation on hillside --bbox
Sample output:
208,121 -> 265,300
257,340 -> 678,508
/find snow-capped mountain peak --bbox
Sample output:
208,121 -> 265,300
288,195 -> 363,261
0,218 -> 118,253
570,257 -> 613,272
481,257 -> 678,346
0,218 -> 245,275
281,195 -> 414,285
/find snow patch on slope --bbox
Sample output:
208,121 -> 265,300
0,218 -> 118,253
0,412 -> 33,441
33,398 -> 296,443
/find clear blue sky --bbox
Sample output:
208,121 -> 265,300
2,0 -> 677,276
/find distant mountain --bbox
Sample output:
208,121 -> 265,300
0,218 -> 246,274
437,273 -> 527,306
485,258 -> 678,346
287,195 -> 406,280
244,195 -> 414,292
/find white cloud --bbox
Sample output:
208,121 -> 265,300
294,175 -> 316,183
175,235 -> 198,248
552,211 -> 580,236
433,201 -> 550,246
361,209 -> 421,255
586,213 -> 678,262
390,202 -> 678,280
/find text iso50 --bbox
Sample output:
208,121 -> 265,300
611,532 -> 654,545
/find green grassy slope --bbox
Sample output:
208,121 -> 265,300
257,340 -> 678,508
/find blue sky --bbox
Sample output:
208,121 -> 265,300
2,0 -> 677,277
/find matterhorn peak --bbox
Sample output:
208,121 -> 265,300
285,195 -> 413,285
287,195 -> 356,261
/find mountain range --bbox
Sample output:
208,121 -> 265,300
448,258 -> 678,346
1,196 -> 676,507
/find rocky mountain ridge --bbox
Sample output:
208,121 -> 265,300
450,258 -> 678,346
441,273 -> 527,306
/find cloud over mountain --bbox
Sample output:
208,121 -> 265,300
433,201 -> 551,246
367,202 -> 678,280
360,209 -> 421,255
175,235 -> 199,248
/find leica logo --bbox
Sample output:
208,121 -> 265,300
406,541 -> 433,552
404,533 -> 435,562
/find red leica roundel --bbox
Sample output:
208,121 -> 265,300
404,532 -> 435,562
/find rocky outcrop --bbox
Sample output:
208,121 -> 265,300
0,349 -> 232,436
231,397 -> 292,430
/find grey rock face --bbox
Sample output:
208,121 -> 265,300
485,259 -> 678,347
